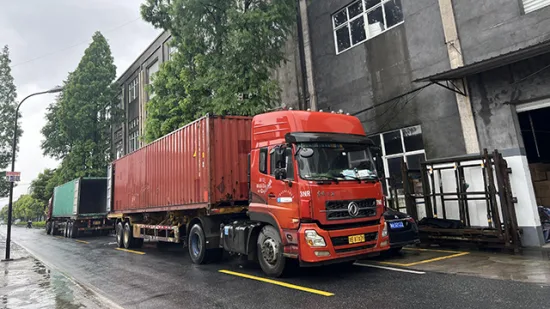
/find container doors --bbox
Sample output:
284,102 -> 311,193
73,179 -> 80,215
106,164 -> 112,212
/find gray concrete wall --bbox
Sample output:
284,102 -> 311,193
305,0 -> 466,159
273,28 -> 304,110
453,0 -> 550,65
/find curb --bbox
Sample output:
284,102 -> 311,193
0,230 -> 124,309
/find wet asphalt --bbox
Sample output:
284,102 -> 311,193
2,226 -> 550,309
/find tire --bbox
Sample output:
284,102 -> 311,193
116,221 -> 124,248
68,222 -> 73,238
46,222 -> 51,235
257,225 -> 287,277
188,224 -> 208,264
64,223 -> 69,238
70,222 -> 78,239
50,223 -> 56,236
123,222 -> 133,249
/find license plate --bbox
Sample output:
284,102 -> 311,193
93,221 -> 101,225
390,221 -> 405,229
348,234 -> 366,244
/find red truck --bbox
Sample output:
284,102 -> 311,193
107,111 -> 389,276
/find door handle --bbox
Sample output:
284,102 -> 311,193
268,193 -> 276,199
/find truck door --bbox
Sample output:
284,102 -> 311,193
267,146 -> 300,229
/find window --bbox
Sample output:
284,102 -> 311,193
115,141 -> 123,159
147,60 -> 159,100
128,117 -> 139,131
128,131 -> 140,153
115,129 -> 123,140
128,77 -> 139,102
333,0 -> 404,54
270,148 -> 295,180
259,148 -> 268,174
168,45 -> 178,60
523,0 -> 550,13
370,125 -> 425,194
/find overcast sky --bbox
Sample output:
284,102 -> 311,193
0,0 -> 162,205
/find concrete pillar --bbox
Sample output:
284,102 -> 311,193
438,0 -> 480,154
298,0 -> 316,111
139,70 -> 146,148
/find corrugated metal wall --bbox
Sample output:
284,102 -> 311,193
523,0 -> 550,13
112,116 -> 252,213
52,180 -> 76,218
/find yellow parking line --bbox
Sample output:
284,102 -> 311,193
219,270 -> 334,297
115,248 -> 145,255
402,247 -> 463,254
75,240 -> 89,244
380,252 -> 470,267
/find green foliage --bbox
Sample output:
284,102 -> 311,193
0,45 -> 22,197
140,0 -> 296,142
29,168 -> 57,209
41,32 -> 118,182
12,195 -> 43,221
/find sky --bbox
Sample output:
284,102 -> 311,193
0,0 -> 162,205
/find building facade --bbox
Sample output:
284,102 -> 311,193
112,0 -> 550,246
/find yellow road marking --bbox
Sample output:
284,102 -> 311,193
219,270 -> 334,297
115,248 -> 145,255
380,252 -> 470,267
402,247 -> 463,254
75,240 -> 89,244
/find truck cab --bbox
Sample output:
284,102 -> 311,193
247,110 -> 389,275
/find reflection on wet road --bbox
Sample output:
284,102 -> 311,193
0,233 -> 110,309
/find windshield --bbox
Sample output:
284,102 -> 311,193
296,143 -> 378,181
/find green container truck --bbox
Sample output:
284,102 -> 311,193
45,177 -> 114,238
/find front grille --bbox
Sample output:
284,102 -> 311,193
325,199 -> 377,221
331,232 -> 378,246
335,244 -> 375,254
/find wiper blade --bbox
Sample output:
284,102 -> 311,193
303,175 -> 339,183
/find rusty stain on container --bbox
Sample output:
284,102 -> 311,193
112,115 -> 252,214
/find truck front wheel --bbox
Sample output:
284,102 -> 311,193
116,222 -> 124,248
46,222 -> 51,235
257,225 -> 287,277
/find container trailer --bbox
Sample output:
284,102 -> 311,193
46,177 -> 114,238
108,111 -> 390,277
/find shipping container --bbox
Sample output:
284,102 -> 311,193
46,177 -> 113,238
110,115 -> 252,214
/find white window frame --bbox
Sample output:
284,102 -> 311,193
128,77 -> 139,102
128,130 -> 139,153
333,0 -> 404,55
522,0 -> 550,14
115,141 -> 124,159
146,60 -> 159,100
370,125 -> 426,199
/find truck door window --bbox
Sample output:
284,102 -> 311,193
259,148 -> 268,174
270,148 -> 294,181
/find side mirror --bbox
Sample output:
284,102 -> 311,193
271,145 -> 288,180
370,146 -> 385,179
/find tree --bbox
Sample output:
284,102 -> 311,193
29,168 -> 57,209
41,32 -> 118,182
0,45 -> 22,197
13,194 -> 43,221
140,0 -> 296,142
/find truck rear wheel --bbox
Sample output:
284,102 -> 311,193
64,223 -> 69,238
116,222 -> 124,248
68,222 -> 73,238
46,222 -> 51,235
123,222 -> 134,249
257,225 -> 287,277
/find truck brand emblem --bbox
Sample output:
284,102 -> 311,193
348,202 -> 360,217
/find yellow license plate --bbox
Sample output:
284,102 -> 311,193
93,221 -> 101,225
348,234 -> 365,244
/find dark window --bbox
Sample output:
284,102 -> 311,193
336,26 -> 351,53
350,17 -> 367,44
385,0 -> 404,28
383,130 -> 403,155
259,148 -> 268,174
403,125 -> 424,152
348,1 -> 363,18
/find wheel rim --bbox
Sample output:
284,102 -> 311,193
261,238 -> 278,265
191,232 -> 201,257
117,224 -> 122,243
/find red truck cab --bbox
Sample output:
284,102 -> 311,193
247,110 -> 389,275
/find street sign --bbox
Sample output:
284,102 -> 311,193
5,172 -> 20,183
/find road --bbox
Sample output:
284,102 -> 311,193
3,226 -> 550,309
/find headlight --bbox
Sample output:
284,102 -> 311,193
382,222 -> 388,237
305,230 -> 326,247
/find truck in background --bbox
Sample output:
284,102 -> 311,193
46,177 -> 114,238
108,111 -> 389,277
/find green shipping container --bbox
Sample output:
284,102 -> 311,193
52,177 -> 108,218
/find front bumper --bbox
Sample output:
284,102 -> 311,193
296,219 -> 390,265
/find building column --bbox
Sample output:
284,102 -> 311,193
298,0 -> 316,111
438,0 -> 480,154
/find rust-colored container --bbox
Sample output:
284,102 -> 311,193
111,115 -> 252,214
